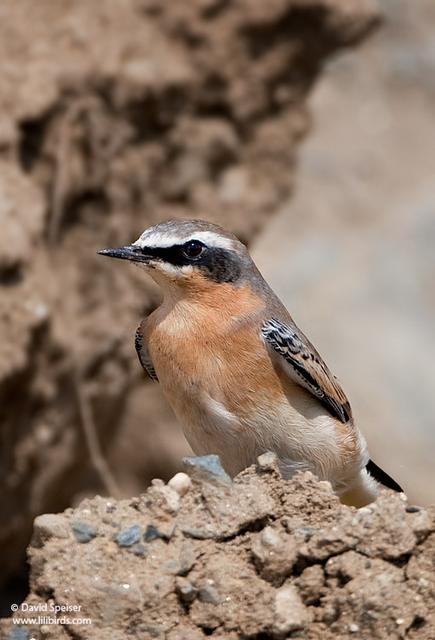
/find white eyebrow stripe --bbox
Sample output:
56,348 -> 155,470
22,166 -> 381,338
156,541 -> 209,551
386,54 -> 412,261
133,232 -> 176,248
194,231 -> 235,250
133,230 -> 235,251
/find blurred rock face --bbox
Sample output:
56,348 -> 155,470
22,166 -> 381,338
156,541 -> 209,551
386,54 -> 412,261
253,0 -> 435,504
0,0 -> 378,587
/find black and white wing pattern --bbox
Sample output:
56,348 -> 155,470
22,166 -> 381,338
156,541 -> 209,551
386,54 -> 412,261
135,327 -> 158,382
261,317 -> 352,424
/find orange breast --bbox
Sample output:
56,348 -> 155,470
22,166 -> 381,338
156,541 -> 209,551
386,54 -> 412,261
144,283 -> 285,416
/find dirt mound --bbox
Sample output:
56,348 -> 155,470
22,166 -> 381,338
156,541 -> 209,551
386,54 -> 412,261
1,455 -> 434,639
0,0 -> 378,588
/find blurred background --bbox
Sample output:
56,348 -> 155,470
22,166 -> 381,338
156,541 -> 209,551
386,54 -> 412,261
254,0 -> 435,508
0,0 -> 434,612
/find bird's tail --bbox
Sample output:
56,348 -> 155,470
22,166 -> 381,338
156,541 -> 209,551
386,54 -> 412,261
340,459 -> 403,508
365,458 -> 403,493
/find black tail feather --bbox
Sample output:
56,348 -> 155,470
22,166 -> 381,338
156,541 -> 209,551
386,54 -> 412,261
366,459 -> 403,493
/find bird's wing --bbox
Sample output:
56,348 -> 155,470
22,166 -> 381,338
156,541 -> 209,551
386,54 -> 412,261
261,317 -> 352,424
135,327 -> 158,382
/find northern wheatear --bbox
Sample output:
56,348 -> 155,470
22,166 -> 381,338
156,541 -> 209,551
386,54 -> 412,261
99,219 -> 402,506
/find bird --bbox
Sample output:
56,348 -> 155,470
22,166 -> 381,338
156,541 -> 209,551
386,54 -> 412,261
98,219 -> 402,507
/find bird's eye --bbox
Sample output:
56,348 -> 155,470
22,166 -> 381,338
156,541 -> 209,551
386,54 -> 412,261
183,240 -> 205,259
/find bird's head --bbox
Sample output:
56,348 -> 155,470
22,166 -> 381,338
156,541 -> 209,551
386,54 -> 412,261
98,219 -> 256,293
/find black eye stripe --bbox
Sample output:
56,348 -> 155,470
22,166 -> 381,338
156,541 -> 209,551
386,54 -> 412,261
139,243 -> 200,263
139,241 -> 206,261
139,243 -> 241,283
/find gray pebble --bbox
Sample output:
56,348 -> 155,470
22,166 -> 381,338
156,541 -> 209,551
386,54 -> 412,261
177,543 -> 197,576
273,584 -> 311,633
7,628 -> 30,640
33,514 -> 70,542
199,584 -> 222,605
130,543 -> 148,556
293,526 -> 316,540
175,576 -> 197,603
71,520 -> 97,543
144,524 -> 166,541
180,525 -> 217,540
405,505 -> 420,513
115,524 -> 141,547
182,454 -> 232,486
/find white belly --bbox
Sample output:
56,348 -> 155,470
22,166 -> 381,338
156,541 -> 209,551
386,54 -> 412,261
163,380 -> 359,484
167,388 -> 260,477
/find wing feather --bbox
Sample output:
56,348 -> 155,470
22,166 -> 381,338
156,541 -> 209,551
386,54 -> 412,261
135,327 -> 158,382
261,318 -> 352,424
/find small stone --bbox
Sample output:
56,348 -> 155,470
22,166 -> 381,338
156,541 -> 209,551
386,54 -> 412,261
292,526 -> 315,541
144,524 -> 166,541
273,584 -> 311,634
322,604 -> 338,624
198,581 -> 221,605
33,513 -> 70,545
115,524 -> 141,547
168,472 -> 192,496
175,576 -> 197,603
181,525 -> 216,540
405,505 -> 420,513
178,543 -> 198,576
261,526 -> 281,547
6,628 -> 30,640
349,623 -> 360,633
71,520 -> 97,543
251,525 -> 298,582
256,451 -> 279,473
155,485 -> 181,514
131,543 -> 148,556
182,454 -> 232,486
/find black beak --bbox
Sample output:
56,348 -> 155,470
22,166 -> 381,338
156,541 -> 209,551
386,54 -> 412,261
97,245 -> 148,263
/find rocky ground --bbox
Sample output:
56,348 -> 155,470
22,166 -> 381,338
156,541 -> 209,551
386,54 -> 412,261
1,455 -> 434,640
0,0 -> 379,595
